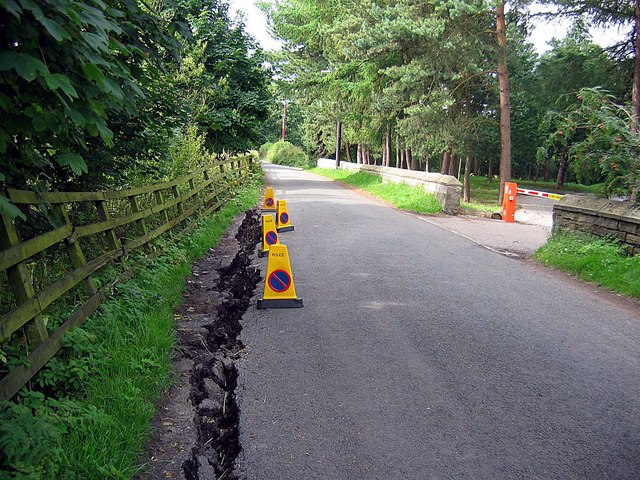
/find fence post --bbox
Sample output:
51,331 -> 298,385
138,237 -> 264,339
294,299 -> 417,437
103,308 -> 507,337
0,214 -> 48,346
58,207 -> 97,295
172,185 -> 184,216
155,189 -> 169,225
128,195 -> 148,238
95,200 -> 121,252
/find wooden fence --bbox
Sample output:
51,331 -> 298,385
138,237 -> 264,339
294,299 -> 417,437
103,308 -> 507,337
0,155 -> 254,400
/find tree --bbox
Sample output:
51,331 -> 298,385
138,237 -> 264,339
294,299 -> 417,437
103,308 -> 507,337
538,0 -> 637,120
543,88 -> 640,197
496,0 -> 512,204
0,0 -> 181,208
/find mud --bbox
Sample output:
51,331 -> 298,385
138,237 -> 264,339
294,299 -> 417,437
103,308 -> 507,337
137,210 -> 261,480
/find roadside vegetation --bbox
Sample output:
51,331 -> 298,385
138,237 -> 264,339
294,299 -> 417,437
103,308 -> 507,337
261,140 -> 312,168
311,168 -> 442,214
0,180 -> 261,478
535,233 -> 640,299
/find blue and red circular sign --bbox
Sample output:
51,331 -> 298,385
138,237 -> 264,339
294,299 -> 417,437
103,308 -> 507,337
265,230 -> 278,245
268,269 -> 291,293
265,197 -> 274,207
279,212 -> 289,225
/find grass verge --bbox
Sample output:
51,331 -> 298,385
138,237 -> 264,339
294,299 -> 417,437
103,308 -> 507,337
310,167 -> 442,214
0,180 -> 261,479
534,233 -> 640,299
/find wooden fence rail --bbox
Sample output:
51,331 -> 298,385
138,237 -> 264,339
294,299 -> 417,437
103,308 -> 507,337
0,155 -> 254,400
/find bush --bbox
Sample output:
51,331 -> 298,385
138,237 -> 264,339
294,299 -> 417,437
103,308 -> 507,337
258,141 -> 274,160
265,141 -> 310,167
167,124 -> 211,179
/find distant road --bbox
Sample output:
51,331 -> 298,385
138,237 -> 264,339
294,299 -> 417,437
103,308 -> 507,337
236,164 -> 640,480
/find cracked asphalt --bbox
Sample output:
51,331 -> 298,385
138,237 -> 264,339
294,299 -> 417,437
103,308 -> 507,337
235,164 -> 640,480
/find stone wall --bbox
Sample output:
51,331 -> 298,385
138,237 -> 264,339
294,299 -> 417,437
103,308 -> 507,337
553,195 -> 640,254
316,159 -> 462,214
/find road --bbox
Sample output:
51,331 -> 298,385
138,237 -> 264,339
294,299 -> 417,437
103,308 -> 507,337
236,164 -> 640,479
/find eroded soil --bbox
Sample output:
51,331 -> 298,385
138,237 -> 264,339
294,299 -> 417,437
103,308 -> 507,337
137,210 -> 261,480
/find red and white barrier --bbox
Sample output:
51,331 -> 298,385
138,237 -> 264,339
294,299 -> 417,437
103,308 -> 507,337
516,188 -> 564,201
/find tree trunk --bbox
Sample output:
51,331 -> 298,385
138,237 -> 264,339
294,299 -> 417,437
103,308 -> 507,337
335,120 -> 342,169
496,0 -> 512,204
473,157 -> 479,176
357,144 -> 362,164
448,154 -> 457,177
488,158 -> 493,182
425,156 -> 430,172
409,148 -> 418,170
441,150 -> 451,175
345,142 -> 352,163
463,155 -> 472,203
385,125 -> 392,167
544,156 -> 550,181
556,154 -> 568,189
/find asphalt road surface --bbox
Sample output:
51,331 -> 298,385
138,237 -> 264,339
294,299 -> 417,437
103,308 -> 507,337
236,164 -> 640,480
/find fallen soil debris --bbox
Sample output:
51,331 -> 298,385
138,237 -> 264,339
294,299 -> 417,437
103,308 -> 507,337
137,210 -> 261,480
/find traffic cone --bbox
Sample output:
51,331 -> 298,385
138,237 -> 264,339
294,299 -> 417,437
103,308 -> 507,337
259,214 -> 279,258
276,200 -> 295,232
262,187 -> 276,212
257,244 -> 303,309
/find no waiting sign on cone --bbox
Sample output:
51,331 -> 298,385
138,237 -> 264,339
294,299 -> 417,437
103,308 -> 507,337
259,214 -> 279,258
276,199 -> 295,232
257,244 -> 303,309
262,187 -> 276,212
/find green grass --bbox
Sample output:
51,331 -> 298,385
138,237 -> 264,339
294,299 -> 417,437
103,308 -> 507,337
310,167 -> 442,214
0,180 -> 261,479
534,233 -> 640,299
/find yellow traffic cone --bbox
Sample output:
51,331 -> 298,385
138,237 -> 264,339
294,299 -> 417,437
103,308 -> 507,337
259,214 -> 279,258
262,187 -> 276,212
276,200 -> 295,232
257,244 -> 303,309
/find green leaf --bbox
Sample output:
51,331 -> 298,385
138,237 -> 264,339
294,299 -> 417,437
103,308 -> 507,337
82,63 -> 105,83
41,18 -> 70,41
43,73 -> 78,99
65,108 -> 86,127
0,195 -> 26,220
94,118 -> 113,146
16,0 -> 42,20
0,51 -> 18,71
14,53 -> 48,82
103,77 -> 123,100
57,152 -> 88,175
81,32 -> 109,53
0,92 -> 12,111
0,0 -> 23,18
88,99 -> 106,118
32,112 -> 58,132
